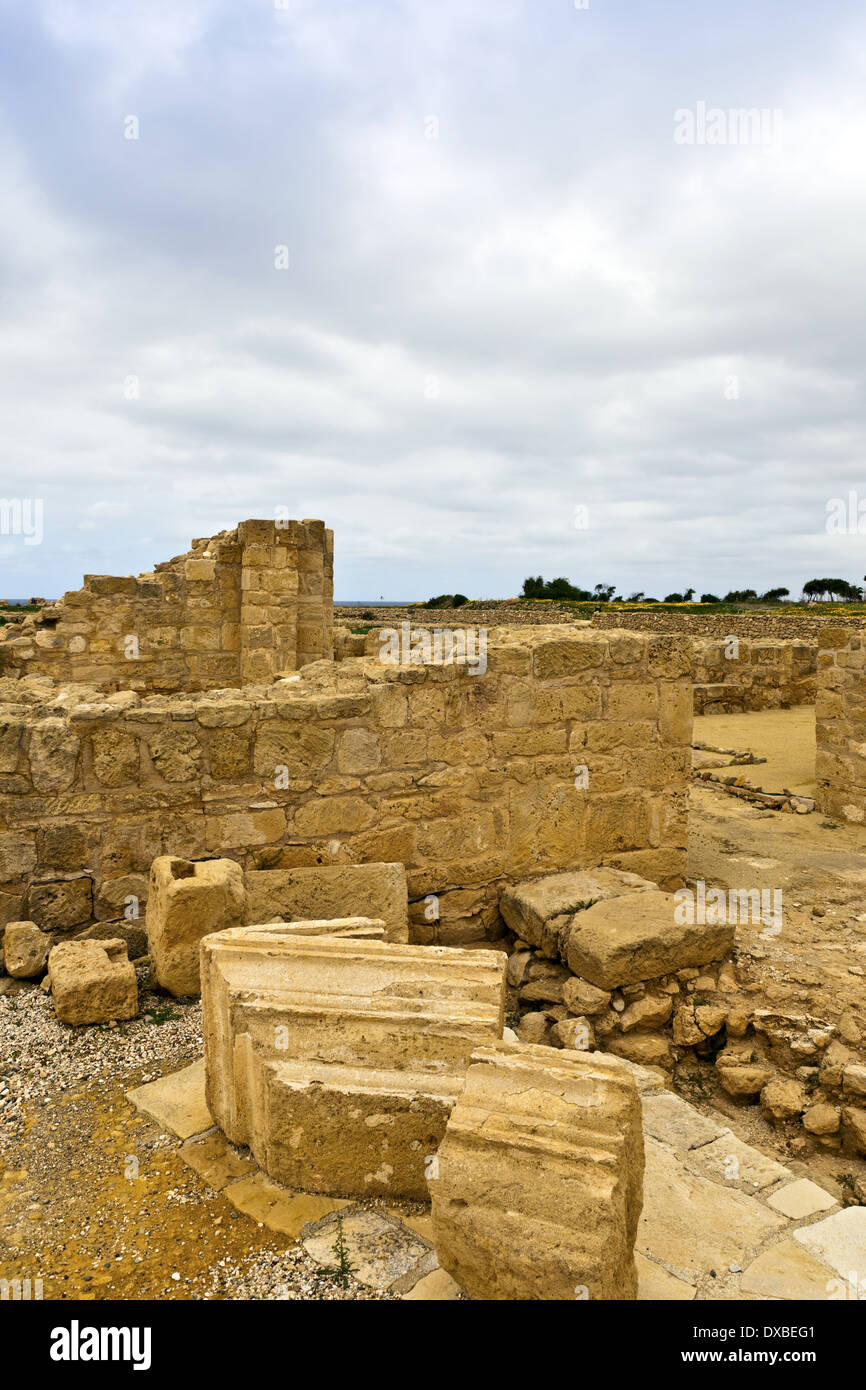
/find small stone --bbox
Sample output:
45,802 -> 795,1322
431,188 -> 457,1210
838,1012 -> 861,1045
760,1077 -> 806,1120
3,921 -> 50,979
802,1103 -> 841,1136
842,1063 -> 866,1098
725,1009 -> 751,1038
619,994 -> 673,1034
515,1012 -> 549,1045
562,976 -> 611,1016
549,1016 -> 595,1052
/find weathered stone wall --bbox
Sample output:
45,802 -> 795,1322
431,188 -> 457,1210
815,628 -> 866,823
693,638 -> 816,714
591,609 -> 864,640
0,519 -> 333,693
0,627 -> 691,945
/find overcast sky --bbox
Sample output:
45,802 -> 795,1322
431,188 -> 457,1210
2,0 -> 865,601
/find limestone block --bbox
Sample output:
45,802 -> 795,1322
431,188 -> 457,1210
28,876 -> 93,930
48,938 -> 138,1025
245,862 -> 409,943
201,931 -> 506,1197
29,717 -> 80,792
3,920 -> 50,978
255,1057 -> 458,1199
500,868 -> 652,953
565,891 -> 733,990
146,855 -> 245,997
0,833 -> 37,882
429,1042 -> 644,1300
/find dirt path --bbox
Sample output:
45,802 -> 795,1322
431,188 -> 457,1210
694,706 -> 816,795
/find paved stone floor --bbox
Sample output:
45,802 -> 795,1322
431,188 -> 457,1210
128,1054 -> 866,1301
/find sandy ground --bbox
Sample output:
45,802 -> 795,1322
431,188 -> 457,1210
694,706 -> 816,795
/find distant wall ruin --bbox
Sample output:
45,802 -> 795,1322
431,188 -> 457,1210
692,637 -> 816,714
815,627 -> 866,822
0,519 -> 334,693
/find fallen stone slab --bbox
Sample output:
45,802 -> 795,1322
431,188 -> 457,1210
202,930 -> 506,1199
3,920 -> 50,979
48,937 -> 138,1026
126,1057 -> 212,1139
565,890 -> 734,990
302,1206 -> 435,1292
500,868 -> 652,956
146,855 -> 245,997
429,1041 -> 644,1300
245,862 -> 409,943
251,1057 -> 459,1201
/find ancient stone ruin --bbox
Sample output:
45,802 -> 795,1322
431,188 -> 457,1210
2,518 -> 866,1303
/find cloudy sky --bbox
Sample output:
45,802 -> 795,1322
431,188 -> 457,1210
2,0 -> 865,601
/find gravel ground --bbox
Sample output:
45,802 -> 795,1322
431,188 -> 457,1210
0,971 -> 394,1300
0,964 -> 202,1142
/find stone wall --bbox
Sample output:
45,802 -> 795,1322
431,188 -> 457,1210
0,626 -> 691,946
591,609 -> 863,641
0,519 -> 333,693
815,628 -> 866,823
693,638 -> 816,714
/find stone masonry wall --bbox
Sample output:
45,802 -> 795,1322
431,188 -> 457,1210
0,627 -> 691,945
0,519 -> 333,693
692,638 -> 816,714
815,627 -> 866,823
591,609 -> 864,641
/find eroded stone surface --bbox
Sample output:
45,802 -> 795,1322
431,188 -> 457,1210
430,1041 -> 644,1301
245,863 -> 409,944
302,1206 -> 434,1292
48,937 -> 138,1026
202,929 -> 506,1199
146,855 -> 245,997
565,891 -> 734,990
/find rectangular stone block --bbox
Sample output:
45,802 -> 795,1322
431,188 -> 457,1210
564,889 -> 734,989
48,938 -> 138,1026
201,932 -> 507,1198
245,862 -> 409,943
146,855 -> 246,997
429,1042 -> 644,1300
